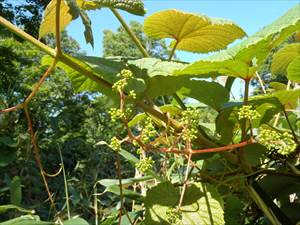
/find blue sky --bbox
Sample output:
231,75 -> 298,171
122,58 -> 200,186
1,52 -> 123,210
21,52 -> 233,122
67,0 -> 299,62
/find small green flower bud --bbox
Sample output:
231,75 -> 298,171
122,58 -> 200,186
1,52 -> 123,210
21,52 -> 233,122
135,157 -> 154,173
110,137 -> 121,152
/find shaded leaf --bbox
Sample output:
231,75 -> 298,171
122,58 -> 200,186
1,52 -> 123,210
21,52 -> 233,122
144,10 -> 246,53
0,215 -> 53,225
104,185 -> 144,201
0,205 -> 34,214
98,176 -> 153,187
179,80 -> 229,110
244,144 -> 268,167
63,218 -> 89,225
10,176 -> 22,206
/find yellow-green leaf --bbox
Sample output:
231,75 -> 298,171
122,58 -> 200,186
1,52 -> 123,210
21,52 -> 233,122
144,10 -> 246,53
39,0 -> 78,39
271,43 -> 300,76
287,56 -> 300,82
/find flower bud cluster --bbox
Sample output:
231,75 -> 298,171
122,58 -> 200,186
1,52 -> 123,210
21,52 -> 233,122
108,108 -> 125,122
110,137 -> 121,152
180,108 -> 201,141
258,128 -> 297,155
112,69 -> 133,92
128,90 -> 137,99
166,208 -> 182,224
180,108 -> 201,125
182,127 -> 197,141
238,105 -> 260,120
135,157 -> 154,173
140,118 -> 156,143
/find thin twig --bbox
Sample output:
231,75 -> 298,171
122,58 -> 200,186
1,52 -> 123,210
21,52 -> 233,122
24,105 -> 56,210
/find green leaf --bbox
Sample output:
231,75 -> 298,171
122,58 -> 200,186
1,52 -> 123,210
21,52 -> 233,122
81,0 -> 146,16
39,0 -> 74,39
224,196 -> 244,225
10,176 -> 22,206
176,4 -> 300,79
269,82 -> 287,91
66,0 -> 94,47
144,182 -> 225,225
0,215 -> 54,225
98,176 -> 153,187
179,80 -> 229,110
253,89 -> 300,109
243,144 -> 268,167
287,56 -> 300,82
104,185 -> 144,201
144,10 -> 246,53
63,218 -> 89,225
175,59 -> 250,79
39,0 -> 146,44
0,205 -> 34,214
271,43 -> 300,76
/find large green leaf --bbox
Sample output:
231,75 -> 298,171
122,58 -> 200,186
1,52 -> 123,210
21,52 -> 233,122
179,80 -> 229,110
0,215 -> 54,225
42,55 -> 117,100
287,56 -> 300,82
82,0 -> 146,16
253,89 -> 300,109
144,182 -> 224,225
176,4 -> 300,79
39,0 -> 146,45
144,10 -> 246,53
271,43 -> 300,75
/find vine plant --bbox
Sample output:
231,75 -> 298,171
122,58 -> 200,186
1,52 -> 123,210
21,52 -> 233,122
0,1 -> 300,225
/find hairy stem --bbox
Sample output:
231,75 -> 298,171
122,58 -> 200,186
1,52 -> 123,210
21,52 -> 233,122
56,0 -> 62,54
283,108 -> 299,143
110,8 -> 149,58
178,151 -> 192,209
0,16 -> 56,57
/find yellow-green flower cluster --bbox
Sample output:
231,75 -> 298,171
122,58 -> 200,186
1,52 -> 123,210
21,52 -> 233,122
128,90 -> 137,99
258,128 -> 297,155
110,137 -> 121,152
182,127 -> 197,141
180,108 -> 201,125
238,105 -> 260,120
108,108 -> 125,122
140,118 -> 156,143
166,208 -> 182,224
135,157 -> 154,173
112,69 -> 133,92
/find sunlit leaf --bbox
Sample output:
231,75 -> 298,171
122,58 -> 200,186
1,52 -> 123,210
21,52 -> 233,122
287,56 -> 300,82
144,10 -> 246,53
144,182 -> 225,225
271,43 -> 300,77
0,205 -> 34,214
63,217 -> 89,225
98,176 -> 153,187
176,4 -> 300,79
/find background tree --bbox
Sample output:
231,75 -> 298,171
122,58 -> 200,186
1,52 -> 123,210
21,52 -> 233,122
103,20 -> 172,59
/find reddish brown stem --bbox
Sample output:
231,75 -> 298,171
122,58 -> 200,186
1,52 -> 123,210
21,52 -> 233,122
158,139 -> 253,155
23,105 -> 56,209
0,104 -> 23,113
